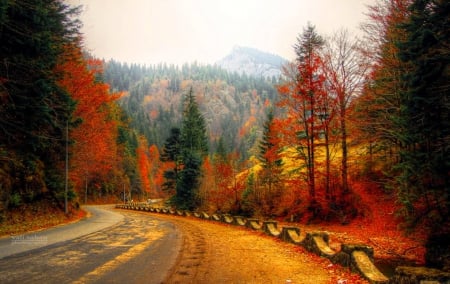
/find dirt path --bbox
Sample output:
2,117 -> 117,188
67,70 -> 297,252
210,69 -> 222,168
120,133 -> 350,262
150,213 -> 359,284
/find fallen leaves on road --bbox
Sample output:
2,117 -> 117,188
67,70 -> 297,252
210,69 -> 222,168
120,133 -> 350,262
146,213 -> 369,284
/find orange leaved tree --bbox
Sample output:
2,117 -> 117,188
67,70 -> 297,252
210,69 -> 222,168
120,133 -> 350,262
58,46 -> 121,203
277,24 -> 327,209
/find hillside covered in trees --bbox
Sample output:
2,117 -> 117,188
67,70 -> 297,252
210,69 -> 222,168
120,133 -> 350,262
0,0 -> 448,271
103,57 -> 278,159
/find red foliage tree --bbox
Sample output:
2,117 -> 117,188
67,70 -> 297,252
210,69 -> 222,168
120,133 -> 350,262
148,144 -> 164,197
57,46 -> 121,202
137,137 -> 151,196
277,28 -> 328,204
202,151 -> 246,213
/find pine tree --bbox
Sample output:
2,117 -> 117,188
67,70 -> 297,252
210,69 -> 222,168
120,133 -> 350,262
358,0 -> 411,177
181,87 -> 209,157
395,0 -> 449,267
278,23 -> 326,204
175,151 -> 201,210
294,23 -> 325,64
160,127 -> 182,193
257,109 -> 284,216
0,0 -> 81,209
215,137 -> 228,163
258,109 -> 282,169
170,87 -> 209,209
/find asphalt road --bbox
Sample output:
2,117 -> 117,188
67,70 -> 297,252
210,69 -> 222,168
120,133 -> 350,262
0,205 -> 182,284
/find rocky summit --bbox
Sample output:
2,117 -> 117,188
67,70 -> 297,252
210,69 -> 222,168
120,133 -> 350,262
217,46 -> 287,78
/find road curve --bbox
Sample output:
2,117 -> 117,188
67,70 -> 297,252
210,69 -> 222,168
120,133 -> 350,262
0,206 -> 182,284
0,205 -> 124,259
0,206 -> 338,283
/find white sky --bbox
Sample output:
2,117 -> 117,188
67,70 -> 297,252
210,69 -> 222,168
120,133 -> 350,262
67,0 -> 374,65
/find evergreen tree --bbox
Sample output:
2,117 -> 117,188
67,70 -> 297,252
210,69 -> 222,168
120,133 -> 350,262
175,151 -> 201,210
215,136 -> 228,163
257,108 -> 284,216
396,0 -> 449,267
171,87 -> 209,209
294,23 -> 325,64
258,109 -> 282,167
357,0 -> 411,188
281,23 -> 325,201
181,87 -> 209,157
0,0 -> 81,209
160,127 -> 182,193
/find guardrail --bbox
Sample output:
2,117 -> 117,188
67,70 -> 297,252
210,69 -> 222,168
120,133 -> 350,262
116,203 -> 450,284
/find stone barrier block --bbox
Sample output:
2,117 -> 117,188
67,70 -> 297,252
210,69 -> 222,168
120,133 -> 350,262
246,219 -> 262,230
114,202 -> 448,284
262,221 -> 281,237
352,251 -> 388,284
233,216 -> 247,226
390,266 -> 450,284
331,251 -> 352,267
280,227 -> 304,245
342,244 -> 374,260
211,214 -> 221,221
304,231 -> 336,258
222,214 -> 234,224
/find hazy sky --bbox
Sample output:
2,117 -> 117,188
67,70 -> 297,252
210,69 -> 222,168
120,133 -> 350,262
67,0 -> 374,65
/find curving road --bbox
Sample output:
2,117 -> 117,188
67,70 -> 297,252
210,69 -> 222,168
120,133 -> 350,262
0,205 -> 182,284
0,205 -> 337,283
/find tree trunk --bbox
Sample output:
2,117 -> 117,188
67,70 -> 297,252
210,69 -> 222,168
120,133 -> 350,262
325,123 -> 331,200
340,106 -> 349,195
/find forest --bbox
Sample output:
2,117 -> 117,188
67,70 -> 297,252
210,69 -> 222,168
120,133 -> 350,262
0,0 -> 448,271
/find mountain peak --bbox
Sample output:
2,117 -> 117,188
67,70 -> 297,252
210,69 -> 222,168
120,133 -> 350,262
217,46 -> 286,78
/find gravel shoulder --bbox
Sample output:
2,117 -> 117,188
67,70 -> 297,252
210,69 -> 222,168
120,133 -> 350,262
138,212 -> 359,284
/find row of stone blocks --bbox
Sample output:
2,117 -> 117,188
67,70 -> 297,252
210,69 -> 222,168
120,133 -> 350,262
116,203 -> 450,284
